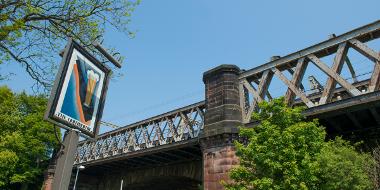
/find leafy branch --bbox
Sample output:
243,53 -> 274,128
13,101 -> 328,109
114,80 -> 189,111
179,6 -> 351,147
0,0 -> 140,92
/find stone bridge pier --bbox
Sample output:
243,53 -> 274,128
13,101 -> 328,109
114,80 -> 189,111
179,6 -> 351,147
201,65 -> 241,190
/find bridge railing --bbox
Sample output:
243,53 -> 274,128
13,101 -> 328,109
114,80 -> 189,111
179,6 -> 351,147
75,101 -> 205,164
239,20 -> 380,123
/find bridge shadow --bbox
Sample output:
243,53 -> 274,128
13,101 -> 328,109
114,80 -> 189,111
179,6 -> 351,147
73,145 -> 203,190
304,91 -> 380,148
121,176 -> 201,190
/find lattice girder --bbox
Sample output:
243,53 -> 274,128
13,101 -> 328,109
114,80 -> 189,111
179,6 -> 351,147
75,101 -> 205,164
239,20 -> 380,123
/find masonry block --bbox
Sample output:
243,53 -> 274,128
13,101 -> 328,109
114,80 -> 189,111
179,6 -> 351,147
202,145 -> 239,190
42,169 -> 54,190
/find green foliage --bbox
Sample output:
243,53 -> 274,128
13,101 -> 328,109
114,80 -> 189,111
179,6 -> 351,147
0,0 -> 140,90
317,138 -> 374,190
224,97 -> 374,190
0,86 -> 60,189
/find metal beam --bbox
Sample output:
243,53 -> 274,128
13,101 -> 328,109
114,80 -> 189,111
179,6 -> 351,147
257,70 -> 274,99
92,41 -> 122,68
272,67 -> 314,107
160,151 -> 187,160
174,149 -> 201,159
319,42 -> 349,104
369,52 -> 380,92
75,101 -> 205,165
242,70 -> 274,122
293,80 -> 369,106
252,79 -> 274,99
285,57 -> 308,105
239,20 -> 380,80
349,39 -> 380,62
239,82 -> 248,121
242,80 -> 262,103
344,56 -> 358,83
94,101 -> 205,138
149,154 -> 176,163
75,138 -> 199,166
138,156 -> 163,165
307,54 -> 361,97
303,91 -> 380,118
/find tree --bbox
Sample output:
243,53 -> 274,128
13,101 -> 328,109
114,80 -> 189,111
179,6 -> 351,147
369,145 -> 380,189
317,138 -> 373,190
0,0 -> 139,91
223,98 -> 374,190
0,86 -> 60,189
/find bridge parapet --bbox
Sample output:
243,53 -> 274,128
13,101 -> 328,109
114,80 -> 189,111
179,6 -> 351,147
239,20 -> 380,123
75,101 -> 205,165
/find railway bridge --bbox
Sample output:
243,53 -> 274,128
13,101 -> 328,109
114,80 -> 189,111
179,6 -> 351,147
72,20 -> 380,190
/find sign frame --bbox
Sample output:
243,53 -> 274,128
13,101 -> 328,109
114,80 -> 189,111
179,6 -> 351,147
45,39 -> 111,138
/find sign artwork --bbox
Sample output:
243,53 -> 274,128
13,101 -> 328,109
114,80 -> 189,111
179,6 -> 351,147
45,39 -> 111,137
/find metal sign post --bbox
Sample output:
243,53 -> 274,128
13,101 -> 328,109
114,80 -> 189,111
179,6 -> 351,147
52,130 -> 80,190
44,38 -> 122,190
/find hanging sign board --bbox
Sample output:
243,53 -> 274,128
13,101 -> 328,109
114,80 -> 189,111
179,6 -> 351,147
45,39 -> 111,138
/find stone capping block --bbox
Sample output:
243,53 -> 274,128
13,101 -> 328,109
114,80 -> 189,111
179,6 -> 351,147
203,64 -> 241,83
202,64 -> 242,139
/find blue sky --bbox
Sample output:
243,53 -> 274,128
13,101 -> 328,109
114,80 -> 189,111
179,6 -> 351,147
1,0 -> 379,134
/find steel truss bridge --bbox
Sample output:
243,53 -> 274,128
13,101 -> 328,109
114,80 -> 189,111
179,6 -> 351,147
75,20 -> 380,168
75,102 -> 206,166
